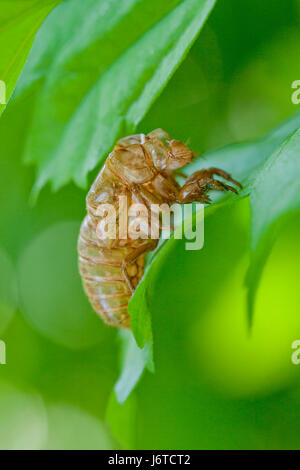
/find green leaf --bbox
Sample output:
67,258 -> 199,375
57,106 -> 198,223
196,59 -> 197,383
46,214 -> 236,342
128,262 -> 154,349
11,0 -> 217,195
246,128 -> 300,324
0,0 -> 61,115
114,329 -> 153,404
106,391 -> 137,449
182,111 -> 300,327
187,110 -> 300,327
128,247 -> 167,351
124,109 -> 300,375
185,109 -> 300,192
128,203 -> 204,348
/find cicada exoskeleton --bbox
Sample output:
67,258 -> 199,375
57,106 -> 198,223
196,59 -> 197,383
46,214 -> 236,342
78,129 -> 241,328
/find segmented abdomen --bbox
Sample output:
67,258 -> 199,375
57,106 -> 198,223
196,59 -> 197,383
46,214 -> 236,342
78,215 -> 143,328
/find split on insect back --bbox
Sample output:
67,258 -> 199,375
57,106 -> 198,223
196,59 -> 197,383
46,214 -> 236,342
78,129 -> 242,329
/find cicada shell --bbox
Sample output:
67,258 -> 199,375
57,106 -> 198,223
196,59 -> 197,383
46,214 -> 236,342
78,129 -> 242,328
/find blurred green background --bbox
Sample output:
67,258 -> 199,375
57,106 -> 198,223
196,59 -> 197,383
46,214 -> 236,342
1,0 -> 300,449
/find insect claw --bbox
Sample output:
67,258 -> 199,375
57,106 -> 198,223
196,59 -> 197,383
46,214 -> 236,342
221,183 -> 239,194
203,195 -> 211,204
208,167 -> 243,189
226,177 -> 242,189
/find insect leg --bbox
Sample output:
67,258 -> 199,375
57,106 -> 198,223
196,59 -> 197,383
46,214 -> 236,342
177,168 -> 242,204
204,168 -> 243,189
